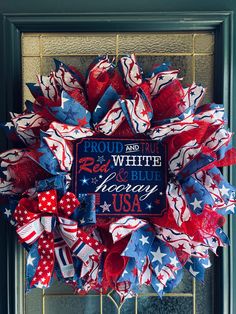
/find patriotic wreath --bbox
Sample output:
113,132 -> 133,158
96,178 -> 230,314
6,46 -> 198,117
0,54 -> 236,300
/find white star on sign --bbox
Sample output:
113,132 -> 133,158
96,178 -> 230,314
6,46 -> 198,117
146,203 -> 152,210
150,247 -> 167,264
27,254 -> 36,266
97,156 -> 105,164
190,198 -> 203,210
4,208 -> 11,218
80,176 -> 89,185
139,235 -> 149,246
100,201 -> 111,212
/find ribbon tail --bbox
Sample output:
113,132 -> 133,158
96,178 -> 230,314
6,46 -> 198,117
30,232 -> 55,288
54,236 -> 75,279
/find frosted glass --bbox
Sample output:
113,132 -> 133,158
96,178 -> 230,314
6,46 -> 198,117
22,31 -> 215,314
194,33 -> 214,53
22,36 -> 40,56
41,33 -> 117,55
118,33 -> 193,54
22,57 -> 41,103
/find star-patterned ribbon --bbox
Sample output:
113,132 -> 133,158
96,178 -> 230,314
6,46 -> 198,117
109,215 -> 228,299
13,190 -> 106,287
109,216 -> 182,299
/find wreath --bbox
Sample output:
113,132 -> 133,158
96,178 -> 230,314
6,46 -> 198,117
0,54 -> 235,300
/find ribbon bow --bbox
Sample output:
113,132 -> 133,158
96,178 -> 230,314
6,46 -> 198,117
109,215 -> 228,299
13,190 -> 106,288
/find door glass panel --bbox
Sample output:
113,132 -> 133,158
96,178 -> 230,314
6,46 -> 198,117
22,32 -> 215,314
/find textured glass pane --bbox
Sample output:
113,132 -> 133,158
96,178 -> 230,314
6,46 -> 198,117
194,33 -> 215,53
41,56 -> 97,77
172,270 -> 193,294
138,296 -> 193,314
103,296 -> 118,313
41,34 -> 117,55
119,33 -> 193,54
44,280 -> 99,295
43,280 -> 74,295
136,55 -> 193,86
22,57 -> 41,103
44,296 -> 100,314
25,289 -> 43,314
196,257 -> 214,314
103,293 -> 135,314
22,36 -> 40,56
120,298 -> 135,314
195,55 -> 214,102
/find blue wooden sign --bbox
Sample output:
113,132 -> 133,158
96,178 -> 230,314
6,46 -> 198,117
73,138 -> 167,217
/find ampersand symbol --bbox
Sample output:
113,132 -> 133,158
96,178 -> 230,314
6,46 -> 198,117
116,168 -> 128,182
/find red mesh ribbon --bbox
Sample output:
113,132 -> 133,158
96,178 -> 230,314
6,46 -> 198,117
103,237 -> 129,289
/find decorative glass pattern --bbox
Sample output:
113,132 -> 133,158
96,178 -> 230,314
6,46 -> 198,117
22,31 -> 215,314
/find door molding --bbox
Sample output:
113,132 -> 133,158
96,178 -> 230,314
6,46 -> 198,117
0,12 -> 233,314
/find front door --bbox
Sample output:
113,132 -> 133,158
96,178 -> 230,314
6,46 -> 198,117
0,9 -> 235,314
22,31 -> 215,314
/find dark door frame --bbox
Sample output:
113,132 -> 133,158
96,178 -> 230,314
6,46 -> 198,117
0,12 -> 234,314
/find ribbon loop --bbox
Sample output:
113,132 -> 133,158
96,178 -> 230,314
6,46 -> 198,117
14,190 -> 80,287
40,216 -> 56,233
